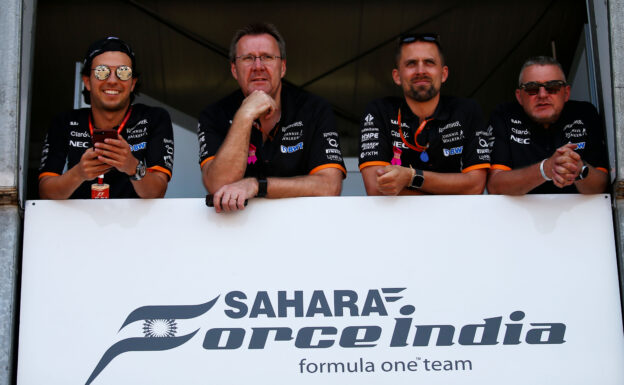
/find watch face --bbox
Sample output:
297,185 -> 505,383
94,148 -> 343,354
581,165 -> 589,179
410,169 -> 424,189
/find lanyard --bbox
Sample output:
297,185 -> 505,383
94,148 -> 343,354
398,108 -> 431,152
88,107 -> 133,137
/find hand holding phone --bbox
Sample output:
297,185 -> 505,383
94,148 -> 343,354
92,130 -> 118,145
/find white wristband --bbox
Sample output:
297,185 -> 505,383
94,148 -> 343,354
539,159 -> 552,181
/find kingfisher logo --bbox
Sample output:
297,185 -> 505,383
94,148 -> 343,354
86,288 -> 566,384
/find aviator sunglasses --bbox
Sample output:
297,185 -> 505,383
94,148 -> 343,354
92,65 -> 133,81
518,80 -> 567,95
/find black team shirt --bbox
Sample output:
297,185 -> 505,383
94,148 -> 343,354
39,104 -> 174,198
198,84 -> 346,178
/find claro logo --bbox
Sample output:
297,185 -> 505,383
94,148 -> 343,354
86,288 -> 566,384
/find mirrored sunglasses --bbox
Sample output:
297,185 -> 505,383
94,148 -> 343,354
92,65 -> 133,81
519,80 -> 567,95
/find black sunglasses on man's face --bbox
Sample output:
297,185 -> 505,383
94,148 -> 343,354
518,80 -> 567,96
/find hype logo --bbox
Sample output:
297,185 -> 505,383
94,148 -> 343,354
85,296 -> 219,385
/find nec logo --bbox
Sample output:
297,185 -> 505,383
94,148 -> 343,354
281,142 -> 303,153
443,146 -> 463,156
69,140 -> 89,148
511,135 -> 530,145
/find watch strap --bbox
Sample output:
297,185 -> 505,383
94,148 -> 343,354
575,161 -> 589,181
130,160 -> 146,181
256,178 -> 268,197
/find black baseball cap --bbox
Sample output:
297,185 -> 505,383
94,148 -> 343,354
82,36 -> 136,72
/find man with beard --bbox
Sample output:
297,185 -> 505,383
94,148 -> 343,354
358,33 -> 490,195
198,23 -> 345,212
487,56 -> 608,194
39,37 -> 174,199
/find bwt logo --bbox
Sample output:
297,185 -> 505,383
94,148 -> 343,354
86,288 -> 566,384
280,142 -> 303,153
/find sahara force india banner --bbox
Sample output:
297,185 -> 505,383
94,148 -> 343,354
18,195 -> 624,384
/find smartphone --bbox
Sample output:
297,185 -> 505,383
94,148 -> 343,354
92,130 -> 118,145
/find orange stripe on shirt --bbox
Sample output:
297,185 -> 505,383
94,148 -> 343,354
462,163 -> 490,173
359,161 -> 390,171
200,156 -> 215,168
148,166 -> 172,179
490,164 -> 512,171
310,163 -> 347,176
596,167 -> 609,174
38,172 -> 60,180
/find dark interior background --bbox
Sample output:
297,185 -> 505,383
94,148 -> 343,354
27,0 -> 587,199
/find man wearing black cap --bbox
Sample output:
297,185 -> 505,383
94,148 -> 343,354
358,33 -> 490,195
39,37 -> 174,199
198,23 -> 345,212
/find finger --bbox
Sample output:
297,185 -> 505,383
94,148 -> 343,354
376,168 -> 388,176
213,191 -> 224,213
103,136 -> 124,146
263,104 -> 275,119
222,194 -> 237,212
221,192 -> 235,212
82,149 -> 100,160
237,195 -> 247,210
97,156 -> 123,168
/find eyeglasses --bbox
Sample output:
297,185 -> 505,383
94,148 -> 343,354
92,65 -> 133,81
518,80 -> 567,95
399,33 -> 440,46
235,54 -> 282,65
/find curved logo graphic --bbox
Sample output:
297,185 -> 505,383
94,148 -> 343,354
85,296 -> 219,385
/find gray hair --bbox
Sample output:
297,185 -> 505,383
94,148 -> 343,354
518,56 -> 565,86
228,22 -> 286,62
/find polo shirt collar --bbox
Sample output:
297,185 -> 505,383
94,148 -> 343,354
401,94 -> 451,123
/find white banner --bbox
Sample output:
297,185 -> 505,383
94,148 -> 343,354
17,195 -> 624,384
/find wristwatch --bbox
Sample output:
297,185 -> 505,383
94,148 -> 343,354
408,168 -> 424,189
130,160 -> 146,181
575,161 -> 589,181
256,178 -> 268,197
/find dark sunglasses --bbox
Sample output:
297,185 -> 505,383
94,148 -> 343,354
518,80 -> 567,95
92,65 -> 133,81
399,33 -> 440,45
